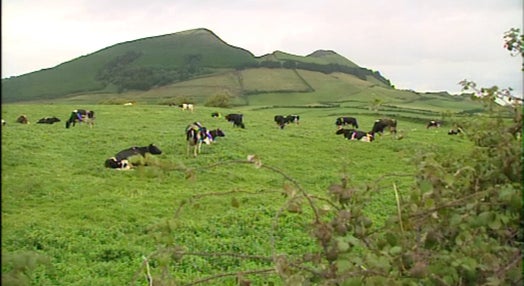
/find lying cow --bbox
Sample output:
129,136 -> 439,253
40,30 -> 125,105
448,129 -> 462,135
179,103 -> 194,112
335,117 -> 359,128
65,109 -> 95,128
211,112 -> 222,118
105,144 -> 163,169
186,122 -> 213,157
16,115 -> 29,124
336,128 -> 374,142
427,120 -> 441,129
37,116 -> 61,124
225,113 -> 245,128
371,118 -> 397,136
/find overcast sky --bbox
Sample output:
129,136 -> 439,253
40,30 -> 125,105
2,0 -> 523,96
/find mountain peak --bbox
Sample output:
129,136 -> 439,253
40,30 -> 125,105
307,50 -> 338,57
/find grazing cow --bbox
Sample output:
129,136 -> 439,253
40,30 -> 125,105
16,115 -> 29,124
225,113 -> 245,128
65,109 -> 95,128
179,103 -> 194,112
37,116 -> 61,124
208,128 -> 225,142
104,157 -> 131,170
2,119 -> 6,126
211,112 -> 222,118
114,144 -> 163,161
371,118 -> 397,135
448,129 -> 462,135
335,117 -> 359,128
427,120 -> 441,129
186,122 -> 213,157
336,128 -> 374,142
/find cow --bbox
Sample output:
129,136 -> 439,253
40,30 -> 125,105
371,118 -> 397,136
186,122 -> 213,157
1,119 -> 5,126
274,114 -> 300,129
335,117 -> 359,128
37,117 -> 61,124
225,113 -> 245,128
427,120 -> 441,129
16,115 -> 29,124
208,128 -> 225,142
336,128 -> 374,142
105,144 -> 163,169
448,129 -> 462,135
65,109 -> 95,128
179,103 -> 194,112
211,112 -> 221,118
123,102 -> 134,106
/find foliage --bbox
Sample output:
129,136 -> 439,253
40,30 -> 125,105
205,93 -> 233,108
126,28 -> 522,285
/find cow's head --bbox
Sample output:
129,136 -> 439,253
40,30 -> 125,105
214,128 -> 225,137
147,144 -> 163,155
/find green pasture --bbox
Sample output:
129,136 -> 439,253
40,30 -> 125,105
2,103 -> 474,285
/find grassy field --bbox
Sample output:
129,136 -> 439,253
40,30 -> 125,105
1,103 -> 474,285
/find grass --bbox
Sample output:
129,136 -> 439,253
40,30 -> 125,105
1,103 -> 475,285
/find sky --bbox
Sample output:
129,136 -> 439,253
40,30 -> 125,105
2,0 -> 523,97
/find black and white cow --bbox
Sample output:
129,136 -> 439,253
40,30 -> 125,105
336,128 -> 374,142
225,113 -> 245,128
179,103 -> 194,112
371,118 -> 397,135
186,122 -> 213,157
274,115 -> 300,129
211,112 -> 221,118
208,128 -> 225,142
427,120 -> 441,129
105,144 -> 162,169
335,117 -> 359,128
1,119 -> 6,126
448,129 -> 462,135
37,116 -> 61,124
65,109 -> 95,128
16,115 -> 29,124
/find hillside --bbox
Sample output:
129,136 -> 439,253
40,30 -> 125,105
1,28 -> 392,104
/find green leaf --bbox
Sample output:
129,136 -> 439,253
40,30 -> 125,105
389,246 -> 402,256
337,238 -> 350,252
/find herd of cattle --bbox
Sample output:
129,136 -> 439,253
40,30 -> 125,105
3,105 -> 464,170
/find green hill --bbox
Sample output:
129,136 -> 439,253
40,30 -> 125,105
1,27 -> 483,114
1,28 -> 392,103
